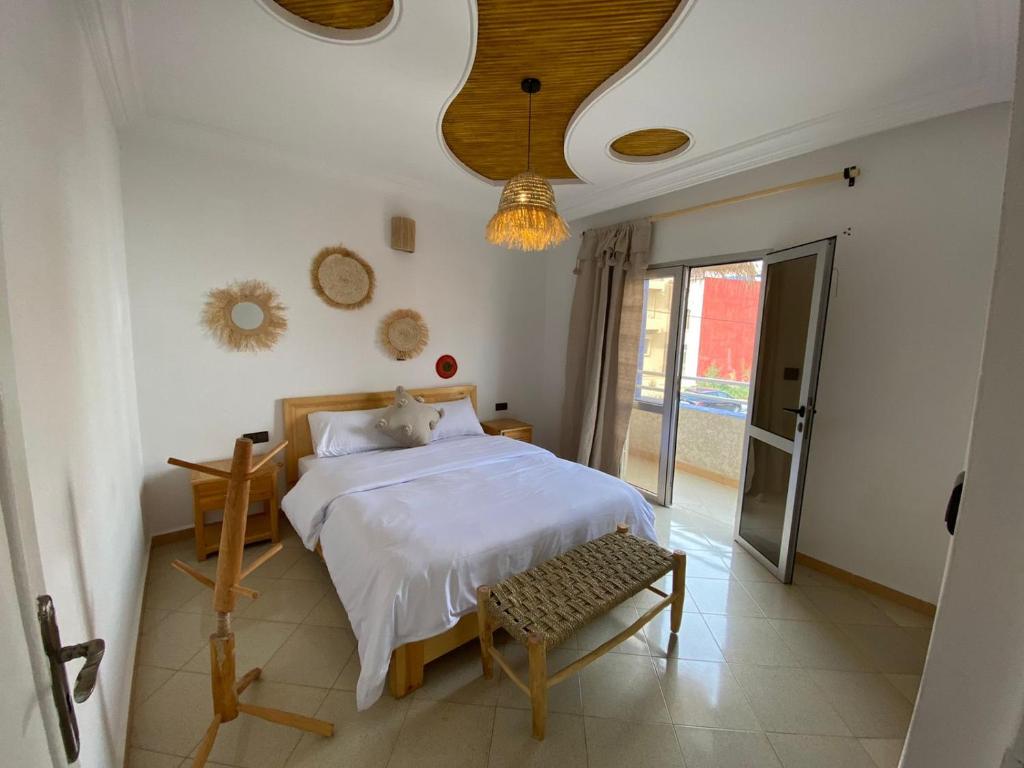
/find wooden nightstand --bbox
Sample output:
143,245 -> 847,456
190,455 -> 281,560
481,418 -> 533,443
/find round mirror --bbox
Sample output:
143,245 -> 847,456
231,301 -> 265,330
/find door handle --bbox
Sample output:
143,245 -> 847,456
782,405 -> 806,417
36,595 -> 105,763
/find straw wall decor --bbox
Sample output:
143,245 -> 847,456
201,280 -> 287,352
311,245 -> 375,309
379,309 -> 429,360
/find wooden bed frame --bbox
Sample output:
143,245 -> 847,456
281,384 -> 480,698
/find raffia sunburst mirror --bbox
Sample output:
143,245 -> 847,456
202,279 -> 287,352
311,245 -> 375,309
379,308 -> 429,360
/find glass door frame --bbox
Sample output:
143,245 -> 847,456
632,251 -> 769,507
733,238 -> 835,582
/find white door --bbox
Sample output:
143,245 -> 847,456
734,238 -> 835,582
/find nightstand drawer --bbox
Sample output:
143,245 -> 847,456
502,427 -> 533,442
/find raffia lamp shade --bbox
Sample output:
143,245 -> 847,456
485,170 -> 570,251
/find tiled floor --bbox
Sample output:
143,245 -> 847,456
129,504 -> 931,768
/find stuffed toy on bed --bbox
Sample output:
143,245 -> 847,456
375,386 -> 445,447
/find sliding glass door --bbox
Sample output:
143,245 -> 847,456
622,240 -> 834,583
734,238 -> 834,581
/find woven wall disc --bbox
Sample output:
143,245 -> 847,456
379,308 -> 429,360
311,245 -> 375,309
435,354 -> 458,379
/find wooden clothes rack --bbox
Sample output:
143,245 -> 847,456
168,438 -> 334,768
647,165 -> 860,223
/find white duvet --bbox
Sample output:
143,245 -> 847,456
281,435 -> 656,710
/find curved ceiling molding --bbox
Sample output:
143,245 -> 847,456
441,0 -> 684,182
258,0 -> 399,43
610,128 -> 690,160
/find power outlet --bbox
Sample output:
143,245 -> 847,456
243,430 -> 269,444
495,402 -> 508,411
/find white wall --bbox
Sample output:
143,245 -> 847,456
122,130 -> 548,535
0,1 -> 146,765
903,16 -> 1024,766
538,104 -> 1010,602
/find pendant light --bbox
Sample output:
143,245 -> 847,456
486,78 -> 570,251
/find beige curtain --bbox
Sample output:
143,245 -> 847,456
560,220 -> 652,475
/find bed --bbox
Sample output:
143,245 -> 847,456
279,384 -> 656,711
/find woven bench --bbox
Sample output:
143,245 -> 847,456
476,524 -> 685,740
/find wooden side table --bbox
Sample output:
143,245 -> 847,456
481,418 -> 533,443
190,455 -> 281,560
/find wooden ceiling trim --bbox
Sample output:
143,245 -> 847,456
271,0 -> 393,30
442,0 -> 684,182
611,128 -> 690,158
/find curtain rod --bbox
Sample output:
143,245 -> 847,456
647,165 -> 859,223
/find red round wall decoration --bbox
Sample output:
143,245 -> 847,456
435,354 -> 458,379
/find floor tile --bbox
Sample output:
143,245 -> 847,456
261,624 -> 355,688
284,689 -> 407,767
131,671 -> 212,756
678,551 -> 733,580
768,619 -> 875,671
767,733 -> 877,768
859,737 -> 905,768
182,618 -> 297,676
241,543 -> 306,578
495,645 -> 582,714
837,625 -> 928,674
413,639 -> 501,706
202,679 -> 329,768
141,608 -> 171,634
280,551 -> 333,583
333,650 -> 361,691
792,564 -> 849,589
132,665 -> 175,707
583,718 -> 683,768
488,708 -> 587,768
580,653 -> 671,723
137,611 -> 217,670
387,700 -> 494,768
730,665 -> 850,736
645,610 -> 725,662
303,591 -> 352,628
127,748 -> 183,768
687,578 -> 764,617
863,595 -> 934,628
799,586 -> 895,626
653,658 -> 759,729
576,601 -> 650,656
144,573 -> 206,612
726,550 -> 779,582
178,577 -> 277,616
883,673 -> 921,703
703,615 -> 799,666
675,726 -> 781,768
807,671 -> 913,738
743,582 -> 826,621
237,578 -> 328,623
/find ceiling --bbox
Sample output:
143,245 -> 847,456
92,0 -> 1017,221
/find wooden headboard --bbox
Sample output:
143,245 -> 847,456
281,384 -> 477,486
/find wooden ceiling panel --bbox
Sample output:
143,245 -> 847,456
272,0 -> 393,30
611,128 -> 690,158
442,0 -> 684,182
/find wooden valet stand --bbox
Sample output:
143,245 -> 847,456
167,438 -> 334,768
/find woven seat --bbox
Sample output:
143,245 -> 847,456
476,526 -> 685,741
485,531 -> 675,648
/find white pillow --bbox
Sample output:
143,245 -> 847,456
308,408 -> 396,457
431,397 -> 484,441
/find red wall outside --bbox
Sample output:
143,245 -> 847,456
696,278 -> 760,382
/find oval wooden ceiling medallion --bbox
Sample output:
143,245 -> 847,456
271,0 -> 393,29
611,128 -> 690,159
442,0 -> 684,182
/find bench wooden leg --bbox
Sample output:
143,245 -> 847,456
528,635 -> 547,741
476,586 -> 494,679
671,551 -> 686,633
